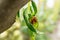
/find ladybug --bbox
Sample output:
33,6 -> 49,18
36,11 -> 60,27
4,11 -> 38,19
30,16 -> 37,24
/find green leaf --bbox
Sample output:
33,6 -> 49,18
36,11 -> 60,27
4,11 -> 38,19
28,14 -> 32,19
23,8 -> 36,33
31,1 -> 37,16
30,6 -> 33,13
17,11 -> 20,17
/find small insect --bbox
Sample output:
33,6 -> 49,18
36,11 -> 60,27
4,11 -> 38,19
30,16 -> 37,24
